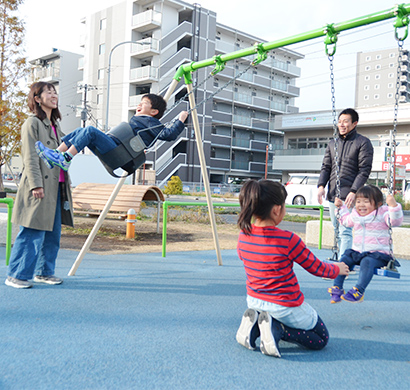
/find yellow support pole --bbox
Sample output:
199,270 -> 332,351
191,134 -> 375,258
186,83 -> 223,266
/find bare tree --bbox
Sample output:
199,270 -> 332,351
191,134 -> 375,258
0,0 -> 29,193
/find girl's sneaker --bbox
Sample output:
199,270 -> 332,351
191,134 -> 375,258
328,286 -> 344,304
258,311 -> 283,358
236,308 -> 260,350
341,287 -> 364,303
35,141 -> 71,171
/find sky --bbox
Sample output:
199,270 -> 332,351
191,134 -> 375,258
19,0 -> 408,112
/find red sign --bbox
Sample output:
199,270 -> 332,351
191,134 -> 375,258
382,154 -> 410,171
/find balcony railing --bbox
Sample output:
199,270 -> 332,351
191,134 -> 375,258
130,66 -> 158,82
274,148 -> 326,156
31,67 -> 60,81
235,71 -> 253,82
231,160 -> 249,170
129,94 -> 145,107
132,10 -> 162,31
131,38 -> 159,56
271,80 -> 287,92
270,101 -> 286,112
233,114 -> 252,126
234,92 -> 252,104
232,138 -> 250,148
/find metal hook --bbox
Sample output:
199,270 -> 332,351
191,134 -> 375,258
324,24 -> 339,57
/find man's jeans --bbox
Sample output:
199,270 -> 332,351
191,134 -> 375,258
329,201 -> 353,259
62,126 -> 118,155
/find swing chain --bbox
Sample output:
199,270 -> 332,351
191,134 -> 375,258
386,38 -> 405,264
328,53 -> 341,261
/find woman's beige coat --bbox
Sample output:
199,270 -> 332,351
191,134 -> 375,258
12,116 -> 74,231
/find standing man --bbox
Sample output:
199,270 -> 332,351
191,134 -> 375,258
317,108 -> 374,259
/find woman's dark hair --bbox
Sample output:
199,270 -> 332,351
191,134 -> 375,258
238,179 -> 287,235
142,93 -> 167,119
355,185 -> 384,209
28,82 -> 61,125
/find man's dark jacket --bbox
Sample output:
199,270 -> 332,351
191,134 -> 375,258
317,128 -> 374,202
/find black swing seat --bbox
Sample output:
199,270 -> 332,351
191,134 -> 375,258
93,122 -> 147,178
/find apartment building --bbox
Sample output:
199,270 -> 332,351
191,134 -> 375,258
80,0 -> 303,185
29,49 -> 83,134
355,47 -> 410,107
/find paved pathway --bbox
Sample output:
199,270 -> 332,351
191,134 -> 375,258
0,247 -> 408,389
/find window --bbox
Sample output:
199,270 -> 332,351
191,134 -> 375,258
100,18 -> 106,30
365,66 -> 371,71
364,95 -> 369,100
374,84 -> 380,90
375,74 -> 380,80
365,75 -> 370,81
376,54 -> 382,60
389,52 -> 395,58
364,85 -> 369,90
388,83 -> 394,88
97,94 -> 103,105
374,94 -> 380,99
389,73 -> 394,78
98,68 -> 104,80
375,64 -> 381,70
387,93 -> 393,98
366,56 -> 371,61
389,63 -> 395,68
99,44 -> 105,55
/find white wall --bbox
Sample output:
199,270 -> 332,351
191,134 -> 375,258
69,154 -> 132,186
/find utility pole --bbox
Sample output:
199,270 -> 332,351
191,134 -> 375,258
78,83 -> 97,128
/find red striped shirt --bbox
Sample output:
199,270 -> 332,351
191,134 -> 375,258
237,225 -> 340,307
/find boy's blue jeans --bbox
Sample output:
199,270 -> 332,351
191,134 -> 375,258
334,249 -> 391,293
62,126 -> 118,155
8,188 -> 62,280
329,201 -> 353,259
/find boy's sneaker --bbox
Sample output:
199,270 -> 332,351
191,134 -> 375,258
33,275 -> 63,285
236,308 -> 260,350
35,141 -> 71,171
5,276 -> 33,289
258,311 -> 283,358
328,286 -> 344,304
341,287 -> 364,303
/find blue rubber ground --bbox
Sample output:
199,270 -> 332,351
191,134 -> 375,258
0,247 -> 409,390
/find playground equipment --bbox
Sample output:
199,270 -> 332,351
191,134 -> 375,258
68,4 -> 410,275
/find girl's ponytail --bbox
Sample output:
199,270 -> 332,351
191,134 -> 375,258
238,180 -> 260,235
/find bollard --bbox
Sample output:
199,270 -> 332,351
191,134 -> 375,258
126,208 -> 136,239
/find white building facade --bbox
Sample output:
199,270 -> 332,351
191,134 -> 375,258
355,47 -> 410,107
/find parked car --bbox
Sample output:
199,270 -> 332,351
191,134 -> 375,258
285,173 -> 329,207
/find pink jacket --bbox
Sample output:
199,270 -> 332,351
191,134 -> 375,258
338,204 -> 403,254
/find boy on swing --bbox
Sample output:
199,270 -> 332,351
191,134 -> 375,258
35,94 -> 189,171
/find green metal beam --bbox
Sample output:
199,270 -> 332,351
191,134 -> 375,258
173,3 -> 410,83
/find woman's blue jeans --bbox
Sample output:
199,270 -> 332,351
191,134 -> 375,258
8,187 -> 62,280
62,126 -> 117,155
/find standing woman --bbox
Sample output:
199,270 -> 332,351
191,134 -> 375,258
5,82 -> 73,289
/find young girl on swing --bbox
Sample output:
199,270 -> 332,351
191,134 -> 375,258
236,180 -> 349,358
328,185 -> 403,303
